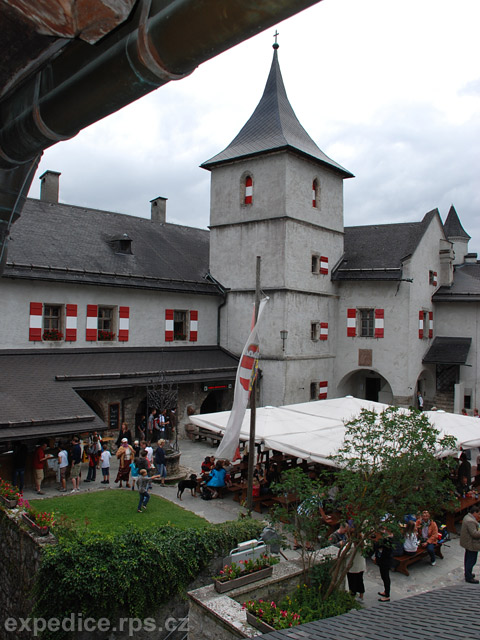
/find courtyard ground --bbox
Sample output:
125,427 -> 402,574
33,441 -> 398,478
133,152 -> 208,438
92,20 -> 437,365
22,437 -> 469,611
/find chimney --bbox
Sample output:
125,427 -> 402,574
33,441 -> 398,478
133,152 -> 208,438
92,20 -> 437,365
39,170 -> 61,203
150,196 -> 167,223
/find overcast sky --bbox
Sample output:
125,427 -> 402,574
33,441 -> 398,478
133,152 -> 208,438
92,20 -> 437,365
28,0 -> 480,249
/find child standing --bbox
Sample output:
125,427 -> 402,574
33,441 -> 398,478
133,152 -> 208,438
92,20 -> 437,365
136,469 -> 161,512
130,458 -> 140,491
100,444 -> 111,484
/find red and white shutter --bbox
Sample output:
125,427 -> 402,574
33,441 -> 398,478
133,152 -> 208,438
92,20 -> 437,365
65,304 -> 77,341
318,381 -> 328,400
29,302 -> 43,341
245,176 -> 253,205
320,322 -> 328,341
428,311 -> 433,339
86,304 -> 98,341
374,308 -> 384,338
165,309 -> 174,342
418,311 -> 424,339
320,256 -> 328,275
347,309 -> 357,337
189,310 -> 198,342
312,181 -> 316,208
432,272 -> 437,286
118,306 -> 130,342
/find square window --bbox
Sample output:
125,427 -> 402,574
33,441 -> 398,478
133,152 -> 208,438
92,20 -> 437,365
174,310 -> 187,341
360,309 -> 374,337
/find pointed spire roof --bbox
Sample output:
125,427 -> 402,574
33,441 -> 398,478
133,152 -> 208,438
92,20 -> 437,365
202,45 -> 353,178
444,205 -> 470,239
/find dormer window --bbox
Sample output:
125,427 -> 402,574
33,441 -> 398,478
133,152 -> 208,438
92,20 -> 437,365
110,233 -> 132,254
244,176 -> 253,205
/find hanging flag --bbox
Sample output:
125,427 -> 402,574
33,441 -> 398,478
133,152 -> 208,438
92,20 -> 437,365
216,297 -> 268,460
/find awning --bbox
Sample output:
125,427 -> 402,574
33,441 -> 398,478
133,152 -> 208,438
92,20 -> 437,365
422,337 -> 471,365
190,397 -> 480,465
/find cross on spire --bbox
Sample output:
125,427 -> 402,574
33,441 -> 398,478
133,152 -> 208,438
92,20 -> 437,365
273,30 -> 279,49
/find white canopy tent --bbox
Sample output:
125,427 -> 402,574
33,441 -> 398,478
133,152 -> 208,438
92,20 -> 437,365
190,397 -> 480,467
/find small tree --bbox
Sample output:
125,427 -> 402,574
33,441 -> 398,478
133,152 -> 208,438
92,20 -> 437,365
268,467 -> 332,579
324,407 -> 457,596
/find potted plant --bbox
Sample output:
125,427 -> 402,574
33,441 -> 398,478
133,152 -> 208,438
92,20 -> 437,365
42,328 -> 63,341
22,509 -> 55,536
213,554 -> 279,593
0,479 -> 20,508
98,330 -> 115,341
243,600 -> 300,632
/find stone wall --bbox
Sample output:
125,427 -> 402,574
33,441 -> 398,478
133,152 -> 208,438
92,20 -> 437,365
0,508 -> 56,625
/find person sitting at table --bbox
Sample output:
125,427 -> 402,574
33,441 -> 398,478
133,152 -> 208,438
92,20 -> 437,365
253,462 -> 265,483
415,510 -> 439,566
204,460 -> 226,499
458,452 -> 472,488
328,522 -> 348,548
456,475 -> 471,497
201,456 -> 214,481
402,520 -> 419,555
222,459 -> 233,487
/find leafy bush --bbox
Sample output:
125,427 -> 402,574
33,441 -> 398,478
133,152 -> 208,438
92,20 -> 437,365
33,519 -> 261,638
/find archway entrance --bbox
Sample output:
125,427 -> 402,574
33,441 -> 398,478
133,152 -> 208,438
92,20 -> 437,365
337,370 -> 393,404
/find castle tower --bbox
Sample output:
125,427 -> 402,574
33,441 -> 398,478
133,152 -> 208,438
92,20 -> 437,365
202,43 -> 353,406
444,205 -> 471,265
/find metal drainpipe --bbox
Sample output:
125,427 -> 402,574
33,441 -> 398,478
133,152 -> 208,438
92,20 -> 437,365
205,271 -> 227,345
0,0 -> 322,167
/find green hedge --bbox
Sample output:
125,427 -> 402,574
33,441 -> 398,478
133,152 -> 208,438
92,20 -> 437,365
33,519 -> 261,632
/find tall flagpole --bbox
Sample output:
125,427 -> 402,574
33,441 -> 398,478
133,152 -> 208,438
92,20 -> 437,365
246,256 -> 261,512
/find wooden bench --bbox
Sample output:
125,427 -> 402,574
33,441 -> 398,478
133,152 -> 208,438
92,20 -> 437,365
195,427 -> 223,446
393,544 -> 444,576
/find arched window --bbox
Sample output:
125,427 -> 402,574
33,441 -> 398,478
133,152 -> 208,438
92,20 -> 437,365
312,179 -> 319,208
245,176 -> 253,205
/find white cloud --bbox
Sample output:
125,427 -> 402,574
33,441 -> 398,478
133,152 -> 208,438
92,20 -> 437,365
29,0 -> 480,248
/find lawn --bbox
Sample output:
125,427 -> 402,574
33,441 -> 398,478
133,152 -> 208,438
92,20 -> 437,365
28,490 -> 208,533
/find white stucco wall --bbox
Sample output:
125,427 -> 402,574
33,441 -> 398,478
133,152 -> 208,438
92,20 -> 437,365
434,300 -> 480,409
0,279 -> 220,349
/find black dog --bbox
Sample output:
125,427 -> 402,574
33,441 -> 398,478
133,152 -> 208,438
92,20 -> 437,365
177,474 -> 198,500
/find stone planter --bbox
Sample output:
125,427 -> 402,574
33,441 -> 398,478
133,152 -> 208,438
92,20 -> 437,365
245,611 -> 276,634
214,566 -> 273,593
0,495 -> 18,509
21,513 -> 49,536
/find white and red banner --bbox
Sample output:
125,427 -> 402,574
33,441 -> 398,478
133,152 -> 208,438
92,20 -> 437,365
216,297 -> 268,460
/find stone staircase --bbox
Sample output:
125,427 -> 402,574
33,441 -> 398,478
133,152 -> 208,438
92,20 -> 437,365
430,391 -> 454,413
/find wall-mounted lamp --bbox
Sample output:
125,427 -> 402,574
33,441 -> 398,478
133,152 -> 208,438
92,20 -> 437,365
280,329 -> 288,352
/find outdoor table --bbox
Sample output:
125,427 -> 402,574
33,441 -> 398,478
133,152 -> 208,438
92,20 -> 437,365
445,494 -> 480,533
272,493 -> 300,510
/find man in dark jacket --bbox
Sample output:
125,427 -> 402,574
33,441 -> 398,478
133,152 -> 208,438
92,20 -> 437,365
460,504 -> 480,583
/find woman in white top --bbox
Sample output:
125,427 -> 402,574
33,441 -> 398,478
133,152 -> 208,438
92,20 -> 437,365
403,520 -> 419,555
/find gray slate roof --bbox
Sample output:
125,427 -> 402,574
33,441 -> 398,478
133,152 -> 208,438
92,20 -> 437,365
333,210 -> 438,281
422,336 -> 472,364
4,198 -> 220,295
262,583 -> 480,640
444,205 -> 471,240
0,346 -> 238,442
201,47 -> 353,178
434,263 -> 480,301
